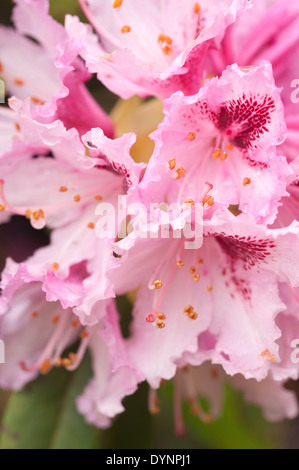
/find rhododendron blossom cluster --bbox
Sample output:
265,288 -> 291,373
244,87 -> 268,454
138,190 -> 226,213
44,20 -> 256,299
1,0 -> 299,433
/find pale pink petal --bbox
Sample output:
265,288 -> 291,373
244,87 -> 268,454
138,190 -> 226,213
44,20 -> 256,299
76,300 -> 140,428
67,0 -> 247,98
232,373 -> 298,421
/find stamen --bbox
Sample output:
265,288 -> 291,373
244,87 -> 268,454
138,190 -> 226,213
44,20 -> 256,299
113,0 -> 123,7
184,305 -> 194,314
243,177 -> 251,186
71,319 -> 79,328
203,195 -> 214,207
176,260 -> 184,267
189,266 -> 196,274
197,258 -> 203,264
51,262 -> 59,271
188,311 -> 198,320
174,371 -> 186,436
40,359 -> 52,374
87,222 -> 95,229
260,349 -> 276,362
14,78 -> 24,86
0,204 -> 5,211
80,330 -> 89,339
94,195 -> 103,201
149,388 -> 160,415
174,167 -> 185,180
162,45 -> 172,55
25,209 -> 31,219
168,157 -> 176,170
153,280 -> 163,290
52,315 -> 60,324
31,311 -> 38,318
194,2 -> 200,13
69,353 -> 77,363
121,25 -> 131,33
62,358 -> 72,368
184,198 -> 195,207
188,132 -> 196,141
31,97 -> 45,105
59,186 -> 68,192
156,312 -> 166,320
193,274 -> 200,282
220,152 -> 228,161
15,122 -> 21,132
0,62 -> 3,73
212,148 -> 221,159
206,284 -> 213,292
74,194 -> 81,202
32,209 -> 45,221
156,320 -> 165,329
227,144 -> 234,151
158,34 -> 165,44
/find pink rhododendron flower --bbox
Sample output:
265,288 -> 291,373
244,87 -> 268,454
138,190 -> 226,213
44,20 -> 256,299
208,0 -> 299,162
0,273 -> 139,425
65,0 -> 248,99
0,0 -> 114,137
1,0 -> 299,438
137,62 -> 290,224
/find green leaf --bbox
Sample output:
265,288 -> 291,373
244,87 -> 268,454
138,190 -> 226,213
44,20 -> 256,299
0,354 -> 100,449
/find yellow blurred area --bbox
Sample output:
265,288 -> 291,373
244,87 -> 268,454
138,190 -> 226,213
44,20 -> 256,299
110,96 -> 164,164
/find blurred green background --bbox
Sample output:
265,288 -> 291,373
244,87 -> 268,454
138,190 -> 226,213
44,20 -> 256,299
0,0 -> 299,449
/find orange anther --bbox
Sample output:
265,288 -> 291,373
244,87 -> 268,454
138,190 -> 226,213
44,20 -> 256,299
14,78 -> 24,86
162,45 -> 172,55
80,330 -> 89,339
243,177 -> 251,186
113,0 -> 123,7
203,195 -> 214,207
153,280 -> 163,289
188,132 -> 196,141
121,25 -> 131,33
194,2 -> 200,13
184,198 -> 195,207
212,148 -> 221,159
220,152 -> 228,161
156,312 -> 166,320
174,167 -> 185,180
52,315 -> 60,324
168,157 -> 176,170
40,359 -> 52,374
